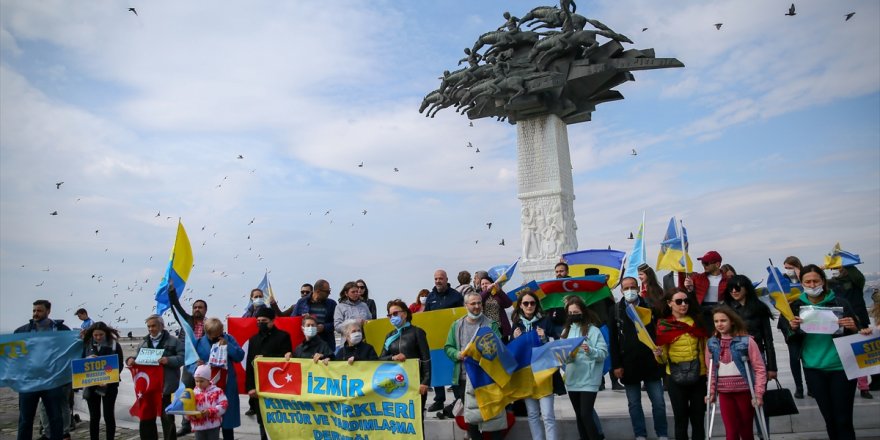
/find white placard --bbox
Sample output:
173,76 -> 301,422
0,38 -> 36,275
833,329 -> 880,380
799,306 -> 842,334
134,348 -> 165,365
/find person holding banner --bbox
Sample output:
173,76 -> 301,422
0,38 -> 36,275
511,290 -> 561,440
336,319 -> 378,363
194,318 -> 244,440
785,264 -> 862,440
82,322 -> 124,440
380,300 -> 431,425
293,314 -> 334,362
562,296 -> 608,440
245,307 -> 293,440
609,277 -> 668,440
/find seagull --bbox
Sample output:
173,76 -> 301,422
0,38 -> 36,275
393,167 -> 399,172
499,239 -> 505,246
237,154 -> 244,159
358,162 -> 364,167
486,222 -> 492,229
42,267 -> 50,272
845,12 -> 855,21
785,3 -> 796,16
362,210 -> 367,215
475,148 -> 480,153
128,7 -> 137,16
55,182 -> 64,189
714,23 -> 723,30
95,229 -> 99,235
642,27 -> 648,32
631,149 -> 638,156
324,210 -> 331,215
247,235 -> 250,239
35,281 -> 44,287
155,211 -> 160,217
201,225 -> 206,230
467,142 -> 473,148
50,211 -> 58,216
475,240 -> 479,244
469,121 -> 474,127
469,166 -> 474,170
628,232 -> 634,239
248,217 -> 255,225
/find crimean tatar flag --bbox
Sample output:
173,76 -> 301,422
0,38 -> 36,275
562,249 -> 626,288
155,220 -> 193,316
623,212 -> 646,280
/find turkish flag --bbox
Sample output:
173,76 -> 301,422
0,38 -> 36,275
210,366 -> 227,389
227,317 -> 304,394
129,365 -> 164,420
256,360 -> 302,395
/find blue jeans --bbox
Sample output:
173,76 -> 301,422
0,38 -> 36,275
524,395 -> 557,440
624,380 -> 668,438
18,386 -> 65,440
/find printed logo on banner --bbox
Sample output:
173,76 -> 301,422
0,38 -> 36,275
371,363 -> 409,399
852,339 -> 880,368
258,361 -> 302,395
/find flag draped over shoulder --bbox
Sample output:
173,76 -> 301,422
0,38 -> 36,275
154,221 -> 193,316
227,317 -> 304,394
462,327 -> 517,386
656,217 -> 692,273
129,365 -> 164,420
625,303 -> 656,351
535,275 -> 612,310
824,243 -> 862,269
765,266 -> 798,321
531,337 -> 582,388
623,213 -> 646,280
655,317 -> 707,346
0,332 -> 82,393
562,249 -> 626,288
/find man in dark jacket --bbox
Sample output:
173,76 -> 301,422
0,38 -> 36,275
245,307 -> 293,440
609,278 -> 668,440
423,269 -> 464,412
272,279 -> 337,352
15,299 -> 72,440
125,314 -> 184,440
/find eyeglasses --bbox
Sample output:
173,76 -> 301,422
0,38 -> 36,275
521,301 -> 536,306
387,311 -> 402,317
673,298 -> 690,305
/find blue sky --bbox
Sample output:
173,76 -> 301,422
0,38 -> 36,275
1,0 -> 878,331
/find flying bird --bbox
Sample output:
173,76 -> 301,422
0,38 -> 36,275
155,211 -> 160,217
845,12 -> 855,21
55,182 -> 64,189
641,27 -> 648,32
237,154 -> 244,159
486,222 -> 492,229
248,217 -> 255,225
393,167 -> 399,172
95,230 -> 99,235
128,7 -> 137,16
714,23 -> 723,30
362,210 -> 367,215
469,166 -> 474,170
475,148 -> 480,153
35,281 -> 44,287
469,121 -> 474,127
50,211 -> 58,216
628,232 -> 634,239
785,3 -> 796,16
358,162 -> 364,167
467,142 -> 473,148
631,149 -> 638,156
499,239 -> 505,246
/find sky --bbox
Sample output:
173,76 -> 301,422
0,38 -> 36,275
1,0 -> 878,332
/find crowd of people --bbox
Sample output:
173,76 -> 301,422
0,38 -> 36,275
11,250 -> 880,440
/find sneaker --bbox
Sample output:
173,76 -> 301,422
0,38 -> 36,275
426,401 -> 444,412
794,390 -> 804,399
861,390 -> 873,399
612,382 -> 625,391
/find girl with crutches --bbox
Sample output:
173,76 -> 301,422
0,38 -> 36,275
705,306 -> 766,440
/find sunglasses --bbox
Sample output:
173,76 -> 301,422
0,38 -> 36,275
387,311 -> 402,317
673,298 -> 690,305
521,301 -> 536,306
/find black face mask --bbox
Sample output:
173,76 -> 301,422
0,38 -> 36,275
257,322 -> 270,333
568,314 -> 583,323
209,337 -> 220,344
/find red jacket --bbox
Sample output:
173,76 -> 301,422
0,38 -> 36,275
678,272 -> 728,304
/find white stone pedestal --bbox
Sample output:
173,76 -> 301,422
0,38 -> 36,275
517,114 -> 578,282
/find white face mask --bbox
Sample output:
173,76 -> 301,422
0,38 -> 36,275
828,269 -> 840,278
623,289 -> 639,303
303,327 -> 318,338
349,332 -> 363,345
784,269 -> 795,277
252,298 -> 265,307
804,286 -> 824,297
417,296 -> 425,304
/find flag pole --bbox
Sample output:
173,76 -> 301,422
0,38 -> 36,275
640,211 -> 647,263
678,218 -> 689,277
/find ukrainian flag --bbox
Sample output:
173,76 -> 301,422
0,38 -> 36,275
824,243 -> 863,269
656,217 -> 693,273
765,266 -> 798,321
492,258 -> 519,293
155,221 -> 193,316
625,302 -> 656,351
531,337 -> 582,388
462,327 -> 517,386
507,280 -> 543,307
562,249 -> 626,288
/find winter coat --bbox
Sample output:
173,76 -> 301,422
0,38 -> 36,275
424,285 -> 464,312
335,341 -> 378,362
195,333 -> 244,429
563,324 -> 608,392
292,337 -> 334,360
82,340 -> 124,389
608,298 -> 664,384
132,330 -> 184,395
245,327 -> 293,392
379,325 -> 431,386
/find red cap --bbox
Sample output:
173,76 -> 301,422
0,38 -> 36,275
698,251 -> 722,264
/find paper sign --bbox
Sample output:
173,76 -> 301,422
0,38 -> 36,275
71,355 -> 119,389
799,306 -> 842,334
833,329 -> 880,380
135,348 -> 165,365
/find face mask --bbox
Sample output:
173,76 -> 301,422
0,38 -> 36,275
568,313 -> 583,323
257,322 -> 270,333
349,332 -> 363,345
467,312 -> 482,320
784,269 -> 795,277
252,298 -> 265,307
828,270 -> 839,278
623,289 -> 639,303
303,327 -> 318,338
804,286 -> 824,297
417,296 -> 425,304
390,315 -> 403,328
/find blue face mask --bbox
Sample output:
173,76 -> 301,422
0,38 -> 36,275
390,315 -> 403,327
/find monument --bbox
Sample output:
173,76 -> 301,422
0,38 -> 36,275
421,2 -> 683,281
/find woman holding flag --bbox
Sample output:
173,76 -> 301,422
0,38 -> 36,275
776,256 -> 809,398
194,318 -> 244,440
654,290 -> 708,440
480,275 -> 513,341
561,296 -> 608,440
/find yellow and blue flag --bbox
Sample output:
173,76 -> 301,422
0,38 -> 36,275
656,217 -> 693,273
155,221 -> 193,316
625,302 -> 656,351
563,249 -> 626,288
489,258 -> 519,293
765,266 -> 798,321
256,271 -> 275,303
824,243 -> 863,269
462,327 -> 517,386
507,280 -> 543,307
0,332 -> 82,392
531,337 -> 583,387
623,213 -> 646,280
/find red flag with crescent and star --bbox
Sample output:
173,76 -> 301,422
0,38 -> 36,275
129,364 -> 164,420
227,317 -> 304,395
256,360 -> 302,395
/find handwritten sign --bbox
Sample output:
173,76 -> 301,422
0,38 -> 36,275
135,348 -> 165,366
71,355 -> 119,389
799,306 -> 842,334
833,329 -> 880,380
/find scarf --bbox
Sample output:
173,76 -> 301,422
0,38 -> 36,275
383,322 -> 411,350
655,316 -> 707,346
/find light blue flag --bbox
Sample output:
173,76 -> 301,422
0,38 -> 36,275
171,308 -> 199,373
0,332 -> 82,392
623,213 -> 646,280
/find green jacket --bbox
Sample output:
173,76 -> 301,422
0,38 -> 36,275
789,290 -> 858,371
444,316 -> 501,385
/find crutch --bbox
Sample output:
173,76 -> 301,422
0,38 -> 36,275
705,358 -> 717,440
742,355 -> 770,440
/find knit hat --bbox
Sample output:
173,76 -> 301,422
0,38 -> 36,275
194,364 -> 212,381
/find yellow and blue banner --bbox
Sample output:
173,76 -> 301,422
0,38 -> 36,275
765,266 -> 798,321
462,327 -> 517,386
155,220 -> 193,316
824,242 -> 863,269
656,216 -> 693,273
832,330 -> 880,380
0,332 -> 82,393
623,212 -> 647,280
562,249 -> 626,288
71,354 -> 120,389
531,337 -> 582,387
624,303 -> 656,351
255,358 -> 423,440
364,307 -> 466,387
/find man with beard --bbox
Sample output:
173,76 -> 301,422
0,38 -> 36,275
167,286 -> 207,437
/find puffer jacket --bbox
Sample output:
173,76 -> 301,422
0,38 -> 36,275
659,316 -> 707,376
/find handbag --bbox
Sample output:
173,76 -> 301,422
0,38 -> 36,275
669,358 -> 701,385
763,379 -> 799,417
